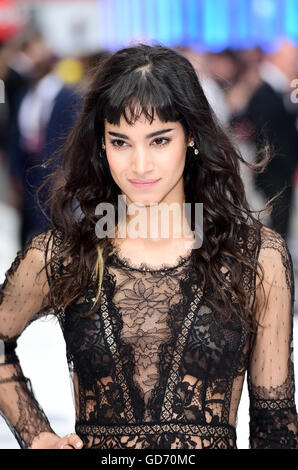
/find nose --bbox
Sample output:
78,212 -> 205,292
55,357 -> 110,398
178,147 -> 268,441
131,145 -> 154,174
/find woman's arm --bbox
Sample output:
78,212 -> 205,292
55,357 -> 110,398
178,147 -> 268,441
247,226 -> 298,449
0,230 -> 59,448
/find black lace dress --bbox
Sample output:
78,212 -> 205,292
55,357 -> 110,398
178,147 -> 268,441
0,224 -> 297,449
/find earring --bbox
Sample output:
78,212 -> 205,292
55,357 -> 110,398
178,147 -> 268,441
102,141 -> 106,150
188,140 -> 199,155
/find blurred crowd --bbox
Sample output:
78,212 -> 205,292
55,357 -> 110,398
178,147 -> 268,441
0,30 -> 111,248
0,30 -> 297,252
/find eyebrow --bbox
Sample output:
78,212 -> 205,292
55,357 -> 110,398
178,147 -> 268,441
107,128 -> 174,139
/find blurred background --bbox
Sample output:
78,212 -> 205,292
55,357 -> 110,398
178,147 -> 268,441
0,0 -> 298,449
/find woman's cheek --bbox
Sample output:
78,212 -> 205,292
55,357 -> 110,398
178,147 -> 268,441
107,157 -> 126,181
164,147 -> 187,173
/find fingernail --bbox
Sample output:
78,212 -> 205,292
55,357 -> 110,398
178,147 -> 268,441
76,442 -> 82,448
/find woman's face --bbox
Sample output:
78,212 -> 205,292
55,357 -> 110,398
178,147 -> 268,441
104,112 -> 190,208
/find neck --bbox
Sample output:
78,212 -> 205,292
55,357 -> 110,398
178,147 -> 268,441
117,195 -> 192,242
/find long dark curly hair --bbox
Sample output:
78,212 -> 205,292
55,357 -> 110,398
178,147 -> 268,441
36,43 -> 278,334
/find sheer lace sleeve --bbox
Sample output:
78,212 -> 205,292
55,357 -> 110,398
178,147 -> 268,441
0,230 -> 57,448
247,226 -> 298,449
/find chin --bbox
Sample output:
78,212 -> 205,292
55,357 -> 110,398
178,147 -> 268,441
126,193 -> 161,206
130,200 -> 160,207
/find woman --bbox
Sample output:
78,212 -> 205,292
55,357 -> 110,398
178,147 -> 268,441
0,44 -> 297,450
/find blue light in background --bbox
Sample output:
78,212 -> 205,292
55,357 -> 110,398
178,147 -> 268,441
184,0 -> 201,45
130,0 -> 143,43
285,0 -> 298,40
97,0 -> 298,51
113,0 -> 125,48
156,0 -> 172,44
250,0 -> 278,46
229,0 -> 250,47
203,0 -> 230,49
143,0 -> 158,43
275,0 -> 286,38
170,0 -> 184,45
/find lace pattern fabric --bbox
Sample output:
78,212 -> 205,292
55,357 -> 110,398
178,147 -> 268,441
0,231 -> 56,448
246,226 -> 297,448
0,224 -> 297,449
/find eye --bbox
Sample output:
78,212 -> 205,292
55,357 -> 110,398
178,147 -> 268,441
152,137 -> 170,146
111,139 -> 128,148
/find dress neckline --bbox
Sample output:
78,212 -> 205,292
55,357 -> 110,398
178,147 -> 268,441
108,243 -> 195,273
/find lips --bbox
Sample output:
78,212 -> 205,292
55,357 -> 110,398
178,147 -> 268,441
129,178 -> 161,188
129,179 -> 160,184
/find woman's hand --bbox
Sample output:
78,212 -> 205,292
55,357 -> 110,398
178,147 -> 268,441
29,432 -> 84,449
